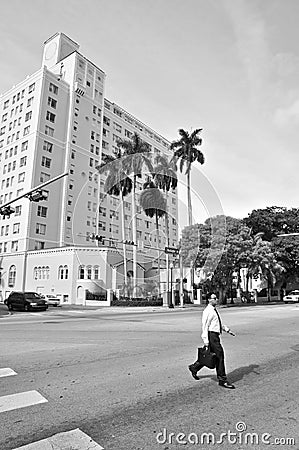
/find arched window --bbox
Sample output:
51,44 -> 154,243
46,266 -> 50,279
33,267 -> 38,280
8,265 -> 16,287
38,266 -> 42,279
94,266 -> 99,280
87,266 -> 92,279
79,265 -> 85,279
64,265 -> 68,280
58,265 -> 64,280
42,266 -> 46,279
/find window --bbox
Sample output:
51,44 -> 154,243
94,266 -> 99,280
27,97 -> 34,108
2,113 -> 8,123
25,111 -> 32,122
3,100 -> 9,109
87,266 -> 92,279
8,265 -> 16,287
79,266 -> 85,279
0,126 -> 6,136
46,111 -> 56,123
37,206 -> 47,217
47,97 -> 57,108
40,172 -> 50,183
20,156 -> 27,167
11,241 -> 18,252
43,141 -> 53,153
34,241 -> 45,250
58,265 -> 68,280
28,83 -> 35,93
15,205 -> 22,216
45,126 -> 54,136
36,223 -> 46,235
18,172 -> 25,182
49,83 -> 58,94
13,223 -> 20,234
41,156 -> 51,168
21,141 -> 28,152
23,126 -> 30,136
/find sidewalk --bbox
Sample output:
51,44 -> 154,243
0,300 -> 287,318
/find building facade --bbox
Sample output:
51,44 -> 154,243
0,32 -> 178,304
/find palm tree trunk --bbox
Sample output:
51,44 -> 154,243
187,169 -> 194,301
132,175 -> 138,296
165,191 -> 170,306
120,191 -> 128,290
187,170 -> 193,226
155,213 -> 161,296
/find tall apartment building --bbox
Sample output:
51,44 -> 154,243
0,32 -> 178,304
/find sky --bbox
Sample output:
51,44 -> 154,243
1,0 -> 299,228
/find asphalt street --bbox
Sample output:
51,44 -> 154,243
0,304 -> 298,449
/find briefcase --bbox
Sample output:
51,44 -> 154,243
198,346 -> 217,369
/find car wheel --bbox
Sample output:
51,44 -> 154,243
24,304 -> 31,312
7,303 -> 13,311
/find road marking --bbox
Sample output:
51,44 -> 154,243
13,428 -> 104,449
0,368 -> 17,378
0,390 -> 48,413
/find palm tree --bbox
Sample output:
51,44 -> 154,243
170,128 -> 204,302
152,154 -> 178,303
170,128 -> 204,226
139,180 -> 167,295
97,151 -> 132,288
117,132 -> 153,292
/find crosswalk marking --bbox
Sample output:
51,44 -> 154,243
13,428 -> 104,449
0,368 -> 17,378
0,390 -> 48,413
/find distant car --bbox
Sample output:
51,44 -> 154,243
42,294 -> 60,307
4,292 -> 48,311
283,290 -> 299,303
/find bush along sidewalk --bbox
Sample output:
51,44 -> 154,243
111,296 -> 163,307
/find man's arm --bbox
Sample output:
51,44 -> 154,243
201,308 -> 212,345
222,324 -> 236,336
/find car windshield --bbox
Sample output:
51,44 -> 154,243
25,293 -> 42,300
290,291 -> 299,295
47,295 -> 57,298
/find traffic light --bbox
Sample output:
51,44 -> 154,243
0,205 -> 15,218
27,190 -> 48,202
90,233 -> 105,244
124,240 -> 135,245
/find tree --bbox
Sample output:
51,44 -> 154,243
97,151 -> 132,287
139,180 -> 167,294
117,132 -> 153,291
244,206 -> 299,241
152,154 -> 177,244
170,128 -> 204,226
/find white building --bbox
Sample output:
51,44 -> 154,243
0,32 -> 178,304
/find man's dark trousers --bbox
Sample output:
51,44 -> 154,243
191,331 -> 227,382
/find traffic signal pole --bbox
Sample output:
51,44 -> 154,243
0,172 -> 68,214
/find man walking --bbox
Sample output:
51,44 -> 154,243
188,293 -> 236,389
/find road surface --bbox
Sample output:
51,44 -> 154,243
0,304 -> 298,449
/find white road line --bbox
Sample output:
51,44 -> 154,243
0,390 -> 48,413
13,428 -> 104,449
0,368 -> 17,378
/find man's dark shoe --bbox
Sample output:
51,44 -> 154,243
219,381 -> 235,389
188,365 -> 199,380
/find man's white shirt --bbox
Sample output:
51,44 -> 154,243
201,303 -> 229,345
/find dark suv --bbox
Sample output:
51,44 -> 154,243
5,292 -> 48,311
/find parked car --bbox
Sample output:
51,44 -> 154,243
283,290 -> 299,303
4,292 -> 48,311
41,294 -> 60,307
